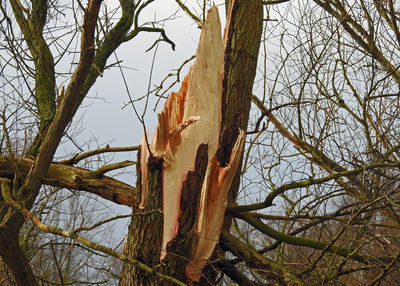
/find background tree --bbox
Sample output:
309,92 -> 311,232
1,0 -> 400,285
223,0 -> 400,284
0,0 -> 175,284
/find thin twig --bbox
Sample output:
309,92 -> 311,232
91,160 -> 136,177
175,0 -> 202,28
58,145 -> 139,165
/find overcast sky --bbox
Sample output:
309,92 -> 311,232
73,1 -> 226,153
62,1 -> 228,242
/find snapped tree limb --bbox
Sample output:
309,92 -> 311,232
138,4 -> 246,284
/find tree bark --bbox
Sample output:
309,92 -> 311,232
1,0 -> 175,285
222,0 -> 263,202
220,1 -> 264,273
0,229 -> 37,286
119,154 -> 165,285
0,180 -> 37,286
119,145 -> 209,285
0,156 -> 137,206
219,0 -> 264,281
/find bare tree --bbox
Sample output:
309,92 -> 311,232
1,0 -> 400,285
222,0 -> 400,284
0,0 -> 175,284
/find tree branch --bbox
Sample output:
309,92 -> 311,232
174,0 -> 203,28
230,160 -> 400,212
220,231 -> 299,285
263,0 -> 290,5
10,0 -> 56,130
58,145 -> 139,165
0,156 -> 137,206
91,160 -> 136,177
313,0 -> 400,84
15,0 -> 103,208
228,207 -> 395,265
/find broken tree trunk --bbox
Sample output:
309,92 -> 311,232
119,3 -> 254,285
221,0 -> 264,235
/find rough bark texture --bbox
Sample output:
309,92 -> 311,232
223,0 -> 263,131
0,156 -> 137,206
119,144 -> 209,286
119,153 -> 165,286
0,191 -> 36,286
222,0 -> 263,223
0,225 -> 37,286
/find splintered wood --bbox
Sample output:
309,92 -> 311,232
139,5 -> 244,283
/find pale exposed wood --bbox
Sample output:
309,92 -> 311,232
144,6 -> 224,261
186,131 -> 245,282
138,4 -> 247,283
139,136 -> 149,209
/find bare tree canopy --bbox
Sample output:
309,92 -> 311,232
0,0 -> 400,285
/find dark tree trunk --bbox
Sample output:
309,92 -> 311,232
0,229 -> 37,286
0,181 -> 38,286
222,0 -> 264,206
119,155 -> 165,285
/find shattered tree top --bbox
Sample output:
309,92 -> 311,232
139,4 -> 244,284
